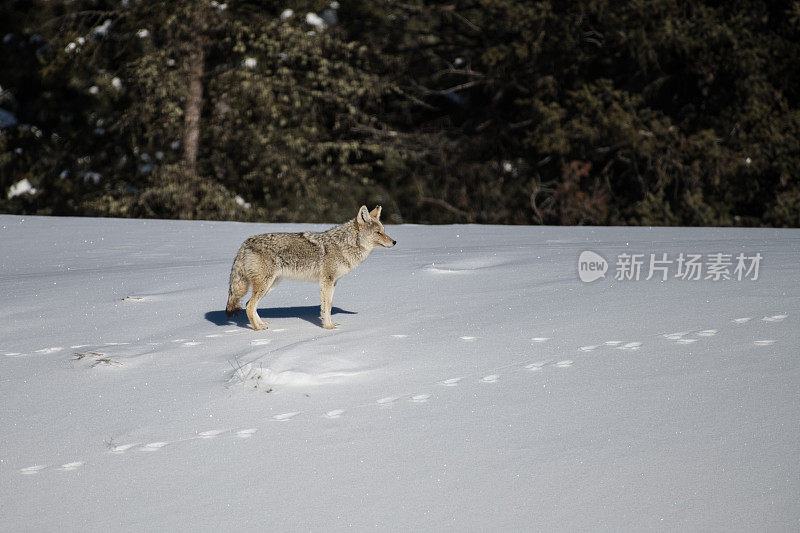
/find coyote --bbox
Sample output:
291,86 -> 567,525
226,205 -> 396,330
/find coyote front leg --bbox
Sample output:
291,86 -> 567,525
319,276 -> 339,329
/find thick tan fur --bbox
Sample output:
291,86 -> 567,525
226,205 -> 395,330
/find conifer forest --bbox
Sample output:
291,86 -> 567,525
1,1 -> 799,226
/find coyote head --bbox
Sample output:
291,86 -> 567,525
356,205 -> 396,249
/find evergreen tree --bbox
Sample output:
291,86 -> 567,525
1,0 -> 798,227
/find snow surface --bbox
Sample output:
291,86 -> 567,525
1,215 -> 799,531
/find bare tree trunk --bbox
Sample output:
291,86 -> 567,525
181,36 -> 204,218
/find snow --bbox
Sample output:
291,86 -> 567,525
92,19 -> 112,37
6,179 -> 37,198
1,215 -> 799,530
305,12 -> 326,31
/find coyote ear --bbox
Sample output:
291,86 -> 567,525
358,205 -> 371,224
369,205 -> 382,220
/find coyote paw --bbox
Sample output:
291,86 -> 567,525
322,322 -> 340,330
251,322 -> 269,331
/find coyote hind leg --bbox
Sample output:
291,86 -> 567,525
246,274 -> 276,330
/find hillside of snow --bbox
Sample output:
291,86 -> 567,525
1,215 -> 798,530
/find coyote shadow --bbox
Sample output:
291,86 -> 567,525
204,306 -> 357,328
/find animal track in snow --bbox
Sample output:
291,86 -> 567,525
197,429 -> 226,439
579,341 -> 640,351
618,341 -> 642,350
110,443 -> 138,454
19,465 -> 47,475
35,346 -> 63,355
272,412 -> 299,422
28,312 -> 789,475
250,339 -> 272,346
139,440 -> 169,451
376,396 -> 399,406
696,329 -> 718,337
525,361 -> 549,371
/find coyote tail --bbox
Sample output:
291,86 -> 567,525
226,253 -> 247,317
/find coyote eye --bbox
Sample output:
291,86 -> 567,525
376,231 -> 381,235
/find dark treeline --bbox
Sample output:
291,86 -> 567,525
1,0 -> 798,226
